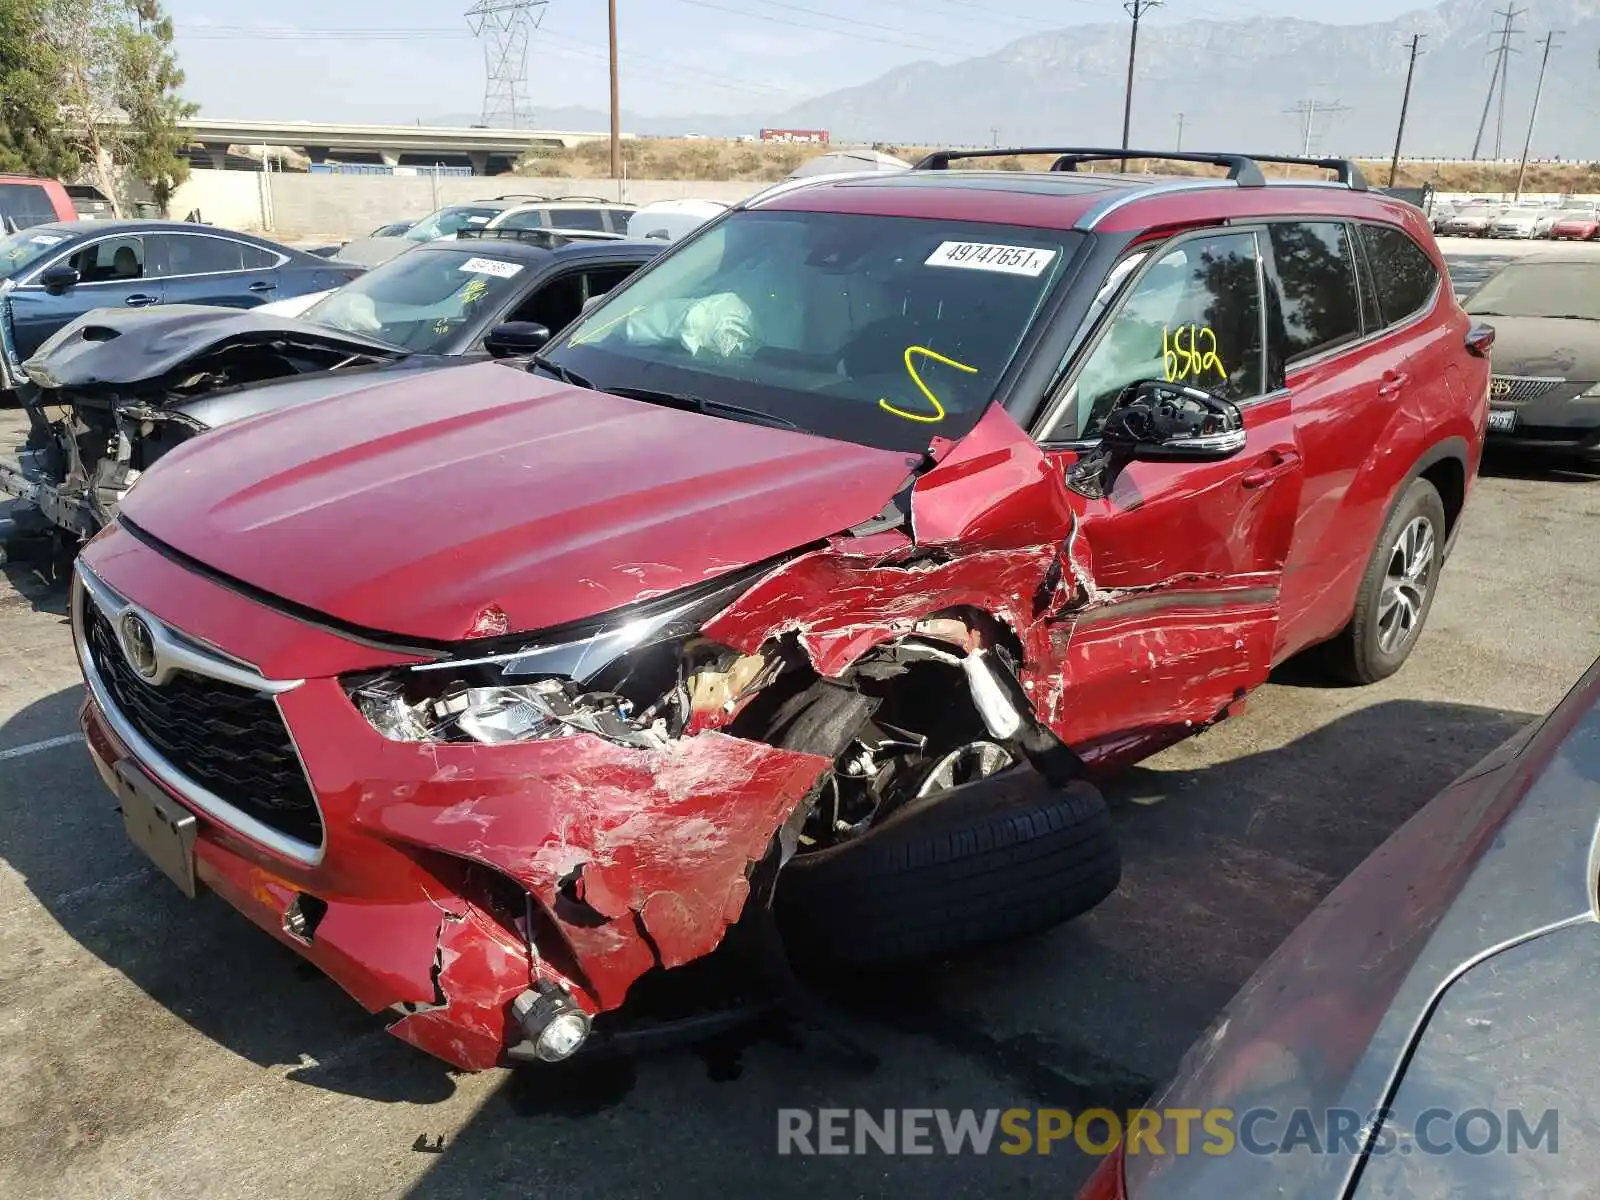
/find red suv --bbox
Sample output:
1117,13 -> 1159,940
69,149 -> 1490,1070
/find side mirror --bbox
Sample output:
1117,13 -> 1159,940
1099,380 -> 1246,461
484,321 -> 552,359
39,265 -> 80,294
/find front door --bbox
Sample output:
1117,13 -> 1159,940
8,234 -> 163,359
1032,228 -> 1305,758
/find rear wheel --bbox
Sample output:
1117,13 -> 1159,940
1325,477 -> 1447,684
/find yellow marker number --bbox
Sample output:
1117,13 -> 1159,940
879,345 -> 978,424
1163,325 -> 1229,384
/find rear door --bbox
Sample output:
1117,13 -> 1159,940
1267,219 -> 1437,655
1034,228 -> 1305,755
147,232 -> 285,308
8,234 -> 163,359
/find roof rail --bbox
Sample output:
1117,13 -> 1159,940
454,227 -> 573,249
479,193 -> 550,202
912,146 -> 1268,187
1238,154 -> 1369,191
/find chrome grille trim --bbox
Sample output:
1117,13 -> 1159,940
1490,375 -> 1566,404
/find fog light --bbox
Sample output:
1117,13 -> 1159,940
511,983 -> 592,1062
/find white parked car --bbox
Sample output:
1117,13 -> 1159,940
1488,206 -> 1548,239
624,198 -> 728,242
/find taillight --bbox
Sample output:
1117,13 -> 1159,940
1076,1145 -> 1128,1200
1465,322 -> 1496,358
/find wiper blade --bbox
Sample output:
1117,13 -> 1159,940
607,386 -> 798,431
528,352 -> 596,390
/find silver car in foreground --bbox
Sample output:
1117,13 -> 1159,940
1081,651 -> 1600,1199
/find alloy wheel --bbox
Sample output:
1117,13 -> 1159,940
914,740 -> 1018,798
1377,516 -> 1436,656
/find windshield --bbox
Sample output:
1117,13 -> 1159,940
0,228 -> 70,279
404,206 -> 501,242
302,247 -> 528,351
1466,263 -> 1600,319
544,209 -> 1081,452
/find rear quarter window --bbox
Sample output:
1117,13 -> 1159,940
1360,224 -> 1440,326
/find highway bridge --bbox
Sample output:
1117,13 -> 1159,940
180,118 -> 628,175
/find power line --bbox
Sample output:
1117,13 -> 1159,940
1121,0 -> 1163,155
1388,34 -> 1425,186
1514,31 -> 1561,198
1285,98 -> 1348,156
1471,5 -> 1524,160
671,0 -> 961,58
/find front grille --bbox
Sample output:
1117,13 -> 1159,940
83,599 -> 323,845
1490,375 -> 1565,405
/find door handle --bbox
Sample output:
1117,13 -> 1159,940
123,293 -> 160,307
1241,449 -> 1302,489
1377,369 -> 1409,397
247,280 -> 276,293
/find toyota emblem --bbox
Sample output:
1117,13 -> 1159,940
1490,378 -> 1512,399
119,612 -> 159,680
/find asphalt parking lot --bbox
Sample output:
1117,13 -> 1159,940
2,239 -> 1598,1199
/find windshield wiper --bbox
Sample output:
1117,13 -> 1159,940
528,352 -> 596,390
607,385 -> 798,431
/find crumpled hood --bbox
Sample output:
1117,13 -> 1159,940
22,304 -> 403,391
121,359 -> 921,642
1480,314 -> 1600,382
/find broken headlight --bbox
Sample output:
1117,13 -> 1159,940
342,566 -> 775,750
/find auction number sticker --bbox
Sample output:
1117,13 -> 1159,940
925,241 -> 1057,277
459,257 -> 523,278
30,234 -> 65,245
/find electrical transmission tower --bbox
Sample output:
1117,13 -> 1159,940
466,0 -> 549,128
1286,98 -> 1348,156
1471,5 -> 1524,159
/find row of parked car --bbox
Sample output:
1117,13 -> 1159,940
1433,195 -> 1600,239
5,146 -> 1600,1199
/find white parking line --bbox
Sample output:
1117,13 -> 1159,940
0,733 -> 86,761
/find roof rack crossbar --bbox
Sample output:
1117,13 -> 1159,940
454,227 -> 573,248
911,146 -> 1268,188
1236,153 -> 1369,191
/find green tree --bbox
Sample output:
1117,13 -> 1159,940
28,0 -> 194,215
0,0 -> 80,178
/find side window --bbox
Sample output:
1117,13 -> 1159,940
1060,231 -> 1265,440
583,263 -> 637,302
547,207 -> 608,232
237,242 -> 280,270
68,236 -> 146,282
153,234 -> 252,276
496,210 -> 546,232
1359,225 -> 1440,326
0,183 -> 58,230
1268,222 -> 1362,363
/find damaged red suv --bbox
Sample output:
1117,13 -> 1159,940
72,148 -> 1490,1070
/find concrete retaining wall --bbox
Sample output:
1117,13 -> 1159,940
166,171 -> 764,240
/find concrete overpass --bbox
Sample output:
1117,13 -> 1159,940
180,118 -> 630,175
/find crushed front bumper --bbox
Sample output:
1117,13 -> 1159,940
71,526 -> 829,1070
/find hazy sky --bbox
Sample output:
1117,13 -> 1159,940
166,0 -> 1435,122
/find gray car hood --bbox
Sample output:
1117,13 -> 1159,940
1124,655 -> 1600,1197
327,236 -> 417,268
1475,314 -> 1600,381
21,304 -> 404,391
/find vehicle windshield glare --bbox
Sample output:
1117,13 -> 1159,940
0,228 -> 70,279
302,248 -> 527,351
545,209 -> 1081,452
1466,262 -> 1600,320
404,206 -> 501,242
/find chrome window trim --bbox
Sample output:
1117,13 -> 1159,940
16,230 -> 287,288
73,562 -> 324,867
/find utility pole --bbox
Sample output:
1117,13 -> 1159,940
991,126 -> 1000,148
1121,0 -> 1163,159
1175,111 -> 1185,150
1286,98 -> 1348,156
1472,6 -> 1523,160
608,0 -> 621,179
1514,31 -> 1561,198
1389,34 -> 1425,186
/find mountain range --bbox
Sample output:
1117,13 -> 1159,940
486,0 -> 1600,157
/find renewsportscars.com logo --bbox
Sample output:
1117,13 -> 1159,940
776,1107 -> 1560,1158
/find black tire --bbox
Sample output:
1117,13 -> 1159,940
1325,476 -> 1447,685
775,765 -> 1120,969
